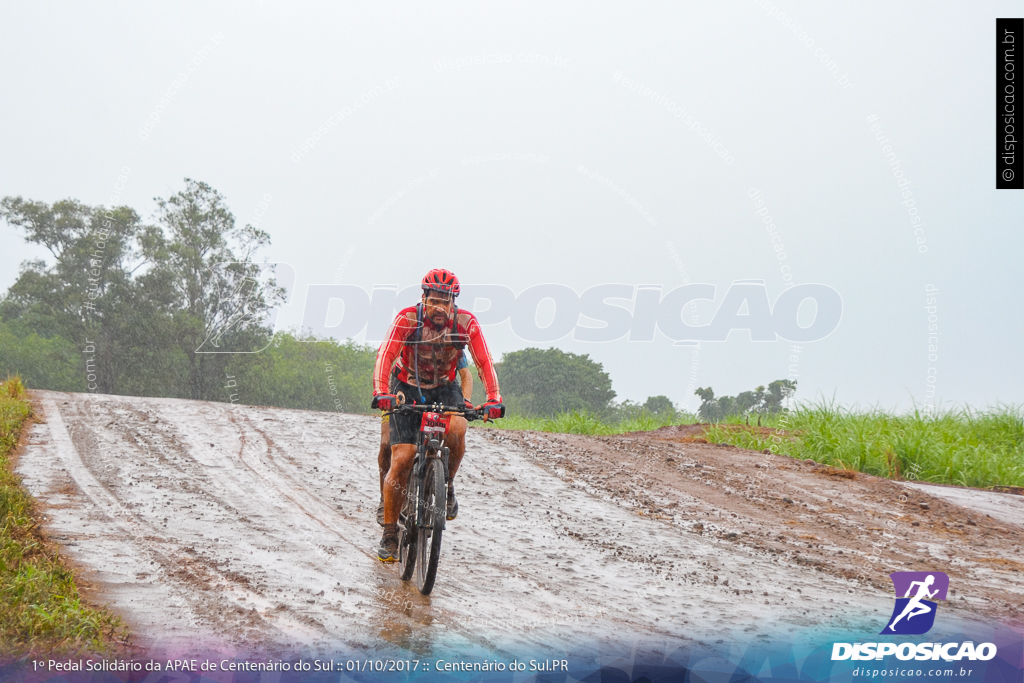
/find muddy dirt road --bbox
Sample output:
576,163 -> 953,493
16,391 -> 1024,658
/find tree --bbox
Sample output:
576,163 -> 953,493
232,332 -> 377,413
0,320 -> 85,392
1,180 -> 282,400
0,197 -> 153,393
695,387 -> 723,422
734,390 -> 762,415
695,380 -> 796,421
609,394 -> 679,423
763,379 -> 797,413
643,395 -> 676,418
497,347 -> 616,417
147,179 -> 284,400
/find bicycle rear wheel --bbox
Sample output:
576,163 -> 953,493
398,470 -> 417,581
415,458 -> 447,595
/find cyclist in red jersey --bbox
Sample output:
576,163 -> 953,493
371,269 -> 504,562
375,350 -> 473,526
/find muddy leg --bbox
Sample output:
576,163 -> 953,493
378,420 -> 391,499
384,444 -> 416,525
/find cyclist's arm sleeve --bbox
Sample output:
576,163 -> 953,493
463,314 -> 501,401
373,311 -> 414,394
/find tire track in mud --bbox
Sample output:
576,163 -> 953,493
77,395 -> 411,654
45,396 -> 332,651
223,411 -> 525,657
39,397 -> 200,632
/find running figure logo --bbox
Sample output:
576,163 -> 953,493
881,571 -> 949,635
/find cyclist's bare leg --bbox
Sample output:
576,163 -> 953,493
444,416 -> 467,482
378,421 -> 391,499
383,444 -> 416,525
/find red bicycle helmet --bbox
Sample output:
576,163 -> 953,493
421,268 -> 460,297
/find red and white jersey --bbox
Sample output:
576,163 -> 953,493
374,305 -> 501,402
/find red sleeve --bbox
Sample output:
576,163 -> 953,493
374,307 -> 416,394
461,311 -> 502,402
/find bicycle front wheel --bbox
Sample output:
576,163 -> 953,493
415,458 -> 447,595
398,469 -> 417,581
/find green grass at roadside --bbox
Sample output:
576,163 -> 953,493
704,402 -> 1024,489
481,410 -> 697,436
0,376 -> 126,656
479,402 -> 1024,489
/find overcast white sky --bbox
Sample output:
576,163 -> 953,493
1,1 -> 1021,411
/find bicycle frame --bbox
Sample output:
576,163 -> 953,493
383,402 -> 484,593
387,403 -> 481,529
412,409 -> 451,529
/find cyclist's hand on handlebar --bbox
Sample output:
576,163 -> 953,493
481,399 -> 505,421
371,394 -> 398,411
464,399 -> 475,411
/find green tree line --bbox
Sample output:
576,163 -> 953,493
694,379 -> 797,422
0,181 -> 719,419
0,181 -> 375,412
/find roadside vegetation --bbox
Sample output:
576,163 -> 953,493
703,402 -> 1024,489
0,376 -> 125,655
490,409 -> 690,436
486,367 -> 1024,490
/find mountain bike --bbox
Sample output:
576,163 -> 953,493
385,403 -> 482,595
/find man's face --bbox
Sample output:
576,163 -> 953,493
422,290 -> 453,327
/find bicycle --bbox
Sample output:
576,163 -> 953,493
384,402 -> 483,595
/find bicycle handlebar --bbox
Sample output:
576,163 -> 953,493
384,402 -> 487,421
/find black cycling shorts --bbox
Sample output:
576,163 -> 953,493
389,380 -> 465,446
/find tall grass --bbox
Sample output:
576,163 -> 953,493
0,376 -> 126,656
702,401 -> 1024,488
485,409 -> 695,436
